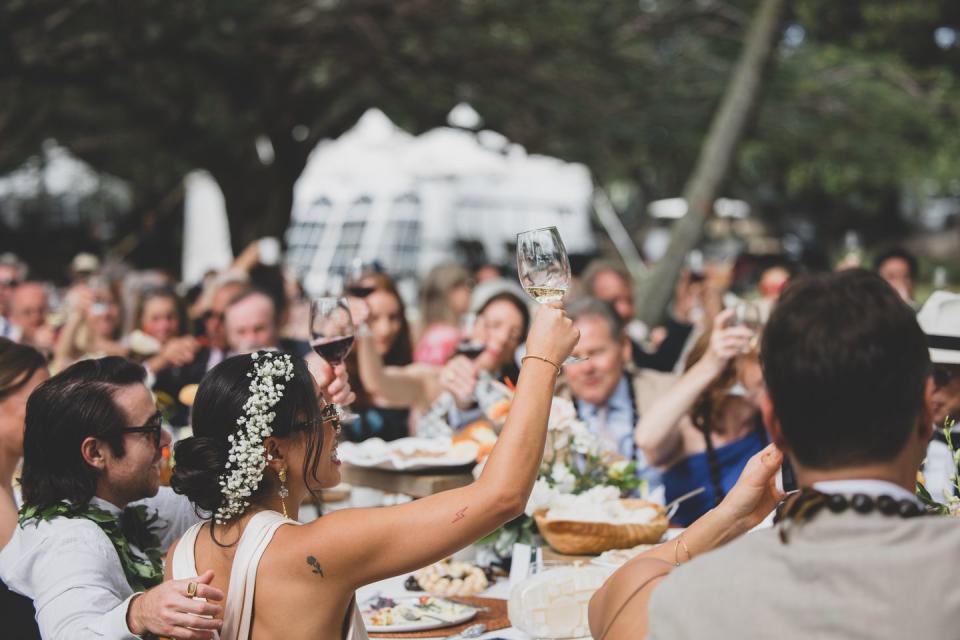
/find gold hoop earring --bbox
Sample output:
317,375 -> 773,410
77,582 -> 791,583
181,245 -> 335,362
278,467 -> 289,518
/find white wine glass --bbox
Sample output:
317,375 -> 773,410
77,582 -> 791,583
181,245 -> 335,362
310,297 -> 359,422
516,226 -> 584,365
727,300 -> 761,397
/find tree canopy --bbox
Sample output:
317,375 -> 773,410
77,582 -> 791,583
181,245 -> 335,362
1,0 -> 958,271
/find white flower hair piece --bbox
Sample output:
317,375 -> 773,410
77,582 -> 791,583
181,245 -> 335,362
215,351 -> 295,524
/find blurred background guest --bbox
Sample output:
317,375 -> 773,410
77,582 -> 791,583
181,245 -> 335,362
0,254 -> 27,341
0,339 -> 47,639
8,283 -> 55,356
224,288 -> 309,357
581,259 -> 694,373
918,291 -> 960,501
874,247 -> 918,306
51,277 -> 126,371
560,297 -> 677,499
420,280 -> 530,433
344,273 -> 416,442
0,339 -> 49,546
413,262 -> 473,366
129,286 -> 199,373
636,310 -> 766,525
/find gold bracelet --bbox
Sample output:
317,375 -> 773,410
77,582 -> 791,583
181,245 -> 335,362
674,533 -> 691,566
520,354 -> 562,376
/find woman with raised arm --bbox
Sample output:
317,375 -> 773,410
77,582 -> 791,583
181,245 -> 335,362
635,309 -> 767,525
167,303 -> 578,639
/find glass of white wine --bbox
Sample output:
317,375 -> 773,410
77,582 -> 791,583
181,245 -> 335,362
516,226 -> 584,364
516,226 -> 570,304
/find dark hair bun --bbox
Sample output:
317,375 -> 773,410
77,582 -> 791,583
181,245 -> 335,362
170,436 -> 227,513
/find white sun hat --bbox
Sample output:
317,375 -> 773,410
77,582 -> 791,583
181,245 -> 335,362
917,291 -> 960,365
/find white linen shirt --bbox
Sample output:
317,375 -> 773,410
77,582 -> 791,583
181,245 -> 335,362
0,487 -> 199,640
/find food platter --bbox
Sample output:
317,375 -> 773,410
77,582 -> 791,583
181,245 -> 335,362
337,437 -> 479,471
361,596 -> 478,632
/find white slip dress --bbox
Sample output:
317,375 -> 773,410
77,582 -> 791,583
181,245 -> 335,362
172,510 -> 368,640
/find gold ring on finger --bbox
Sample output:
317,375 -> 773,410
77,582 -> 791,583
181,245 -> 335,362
186,581 -> 198,597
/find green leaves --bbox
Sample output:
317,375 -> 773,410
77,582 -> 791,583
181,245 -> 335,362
18,500 -> 164,592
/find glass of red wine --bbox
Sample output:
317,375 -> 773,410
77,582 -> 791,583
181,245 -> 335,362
310,297 -> 359,422
344,257 -> 376,299
455,313 -> 486,360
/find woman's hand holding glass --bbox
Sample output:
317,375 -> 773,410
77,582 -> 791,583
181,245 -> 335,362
703,309 -> 755,374
524,302 -> 580,371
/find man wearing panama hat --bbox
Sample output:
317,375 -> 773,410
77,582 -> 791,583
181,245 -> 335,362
918,291 -> 960,501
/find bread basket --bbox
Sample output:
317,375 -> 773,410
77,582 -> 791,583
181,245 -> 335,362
534,499 -> 668,555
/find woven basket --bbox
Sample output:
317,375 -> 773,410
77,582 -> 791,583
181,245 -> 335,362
534,499 -> 668,555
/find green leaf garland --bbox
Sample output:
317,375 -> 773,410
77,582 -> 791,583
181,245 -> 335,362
19,501 -> 163,592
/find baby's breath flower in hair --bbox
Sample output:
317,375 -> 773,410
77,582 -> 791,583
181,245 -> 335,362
216,351 -> 295,524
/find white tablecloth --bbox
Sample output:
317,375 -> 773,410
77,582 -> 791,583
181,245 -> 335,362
357,574 -> 531,639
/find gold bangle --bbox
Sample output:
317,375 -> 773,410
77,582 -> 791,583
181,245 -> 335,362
521,354 -> 562,376
674,533 -> 691,566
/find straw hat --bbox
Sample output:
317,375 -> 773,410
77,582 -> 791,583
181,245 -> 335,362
917,291 -> 960,365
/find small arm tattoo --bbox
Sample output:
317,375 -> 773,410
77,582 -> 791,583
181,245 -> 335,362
307,555 -> 324,577
452,507 -> 468,523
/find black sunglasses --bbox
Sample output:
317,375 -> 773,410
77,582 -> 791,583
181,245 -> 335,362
202,310 -> 225,323
292,405 -> 342,435
122,412 -> 163,448
934,367 -> 956,389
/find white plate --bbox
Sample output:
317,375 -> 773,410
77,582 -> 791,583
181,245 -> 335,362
338,437 -> 478,471
361,597 -> 478,632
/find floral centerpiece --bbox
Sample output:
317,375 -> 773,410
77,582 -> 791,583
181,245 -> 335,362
917,419 -> 960,516
471,395 -> 645,559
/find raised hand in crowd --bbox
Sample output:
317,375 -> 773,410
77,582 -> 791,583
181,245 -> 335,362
147,335 -> 201,372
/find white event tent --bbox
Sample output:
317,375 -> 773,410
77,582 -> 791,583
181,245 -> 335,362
182,107 -> 596,293
285,108 -> 596,295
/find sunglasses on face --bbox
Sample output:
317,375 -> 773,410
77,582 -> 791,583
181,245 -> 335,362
122,412 -> 163,448
292,405 -> 343,436
933,367 -> 957,389
202,310 -> 226,323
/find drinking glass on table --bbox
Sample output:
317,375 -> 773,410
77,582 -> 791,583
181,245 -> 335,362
310,297 -> 359,422
516,226 -> 583,364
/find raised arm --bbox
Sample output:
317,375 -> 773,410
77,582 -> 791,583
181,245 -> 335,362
311,304 -> 579,588
635,310 -> 752,466
589,444 -> 784,640
355,329 -> 437,407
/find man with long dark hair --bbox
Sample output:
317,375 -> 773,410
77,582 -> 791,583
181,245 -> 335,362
0,357 -> 224,639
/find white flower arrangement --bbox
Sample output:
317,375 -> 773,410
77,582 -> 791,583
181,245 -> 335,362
478,395 -> 645,557
215,351 -> 295,524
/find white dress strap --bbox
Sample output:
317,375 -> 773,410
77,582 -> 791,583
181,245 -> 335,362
222,510 -> 299,640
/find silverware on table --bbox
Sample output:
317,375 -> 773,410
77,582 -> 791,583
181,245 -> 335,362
664,487 -> 705,520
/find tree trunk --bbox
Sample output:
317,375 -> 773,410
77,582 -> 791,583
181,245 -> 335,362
215,145 -> 307,256
634,0 -> 788,327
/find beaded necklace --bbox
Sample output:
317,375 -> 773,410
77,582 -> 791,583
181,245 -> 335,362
774,488 -> 936,543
